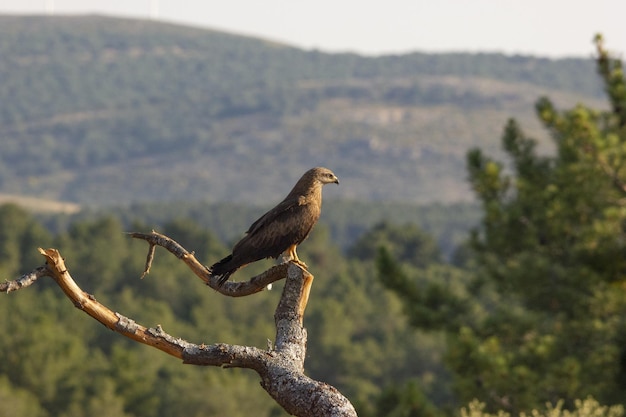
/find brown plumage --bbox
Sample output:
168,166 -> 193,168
209,167 -> 339,286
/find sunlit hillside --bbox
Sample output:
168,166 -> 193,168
0,15 -> 604,206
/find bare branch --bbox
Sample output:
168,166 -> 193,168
276,265 -> 315,327
37,247 -> 190,359
1,266 -> 49,293
129,230 -> 290,297
141,241 -> 156,278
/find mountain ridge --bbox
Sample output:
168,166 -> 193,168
0,15 -> 605,206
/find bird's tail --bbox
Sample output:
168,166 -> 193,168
208,255 -> 235,287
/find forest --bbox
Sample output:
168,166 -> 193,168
1,203 -> 459,416
1,14 -> 626,417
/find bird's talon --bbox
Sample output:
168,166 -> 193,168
293,259 -> 308,269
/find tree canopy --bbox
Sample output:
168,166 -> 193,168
378,35 -> 626,413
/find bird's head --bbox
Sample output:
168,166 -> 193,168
288,167 -> 339,198
311,167 -> 339,185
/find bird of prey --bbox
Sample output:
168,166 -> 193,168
209,167 -> 339,286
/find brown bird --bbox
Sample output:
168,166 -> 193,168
209,167 -> 339,286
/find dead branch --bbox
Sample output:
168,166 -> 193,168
2,239 -> 356,417
129,230 -> 289,297
1,266 -> 48,293
36,248 -> 191,358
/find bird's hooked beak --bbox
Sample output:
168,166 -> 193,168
333,176 -> 339,185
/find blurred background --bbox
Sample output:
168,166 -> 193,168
1,2 -> 626,417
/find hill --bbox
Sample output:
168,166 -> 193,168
0,193 -> 80,214
0,15 -> 605,207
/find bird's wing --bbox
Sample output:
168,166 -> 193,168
246,196 -> 305,236
232,196 -> 314,260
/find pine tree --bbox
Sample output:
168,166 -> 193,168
379,36 -> 626,413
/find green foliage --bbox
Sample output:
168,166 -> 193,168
372,37 -> 626,416
456,37 -> 626,411
0,204 -> 51,277
349,221 -> 441,267
372,380 -> 440,417
0,375 -> 47,417
376,245 -> 472,333
461,397 -> 624,417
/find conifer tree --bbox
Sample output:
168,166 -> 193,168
379,36 -> 626,412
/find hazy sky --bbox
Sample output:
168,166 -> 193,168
1,0 -> 625,58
